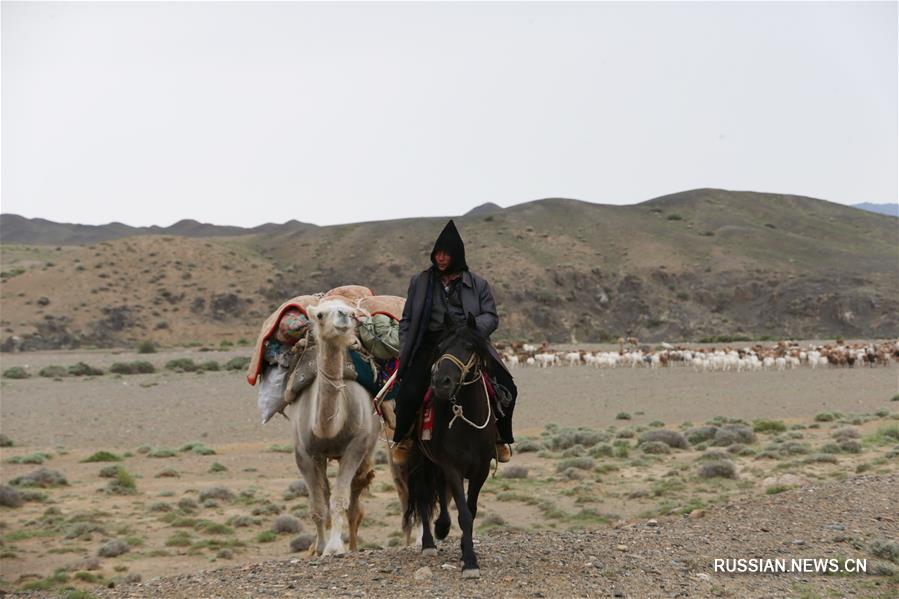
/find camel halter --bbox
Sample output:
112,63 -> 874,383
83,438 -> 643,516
433,351 -> 492,430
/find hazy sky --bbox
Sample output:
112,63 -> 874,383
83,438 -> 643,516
2,1 -> 896,227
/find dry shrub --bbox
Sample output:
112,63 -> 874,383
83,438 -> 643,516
10,468 -> 68,488
199,486 -> 234,502
272,515 -> 302,534
499,465 -> 529,479
555,457 -> 595,472
0,485 -> 24,508
98,539 -> 130,558
639,429 -> 688,449
832,427 -> 860,440
686,426 -> 718,445
711,425 -> 756,447
284,480 -> 309,500
289,533 -> 315,553
641,441 -> 671,455
515,439 -> 543,453
697,460 -> 737,479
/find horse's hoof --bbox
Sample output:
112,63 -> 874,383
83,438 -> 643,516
421,547 -> 437,557
435,521 -> 450,540
462,568 -> 480,579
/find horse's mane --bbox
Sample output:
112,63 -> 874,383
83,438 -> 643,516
435,321 -> 491,363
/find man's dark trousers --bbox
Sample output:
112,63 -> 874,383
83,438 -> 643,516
392,331 -> 442,442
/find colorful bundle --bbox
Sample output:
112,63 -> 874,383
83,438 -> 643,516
275,309 -> 309,345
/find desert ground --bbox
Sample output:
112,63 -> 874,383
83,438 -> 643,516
1,345 -> 897,598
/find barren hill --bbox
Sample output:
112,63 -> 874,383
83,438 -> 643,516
0,213 -> 314,245
1,189 -> 897,350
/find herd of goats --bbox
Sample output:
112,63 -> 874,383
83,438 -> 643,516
495,339 -> 899,371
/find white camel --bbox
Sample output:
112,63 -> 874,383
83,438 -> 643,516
284,298 -> 380,556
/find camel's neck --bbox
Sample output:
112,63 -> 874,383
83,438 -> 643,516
311,337 -> 349,439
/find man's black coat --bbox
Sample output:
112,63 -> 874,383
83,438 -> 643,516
396,220 -> 514,387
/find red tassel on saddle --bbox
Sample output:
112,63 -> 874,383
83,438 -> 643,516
421,388 -> 434,440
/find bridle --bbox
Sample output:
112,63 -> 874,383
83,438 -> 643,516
432,350 -> 492,430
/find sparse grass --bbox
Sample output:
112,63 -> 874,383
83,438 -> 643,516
179,442 -> 216,455
255,530 -> 277,543
165,358 -> 199,372
870,539 -> 899,563
6,452 -> 52,465
209,462 -> 228,473
147,448 -> 177,458
165,531 -> 193,547
2,366 -> 29,379
137,340 -> 157,354
753,419 -> 787,433
766,485 -> 793,495
815,412 -> 835,422
81,451 -> 122,463
615,412 -> 632,420
105,467 -> 137,495
224,356 -> 251,371
555,457 -> 595,472
266,444 -> 293,453
863,425 -> 899,446
20,569 -> 70,591
110,361 -> 155,374
67,362 -> 104,376
195,520 -> 234,535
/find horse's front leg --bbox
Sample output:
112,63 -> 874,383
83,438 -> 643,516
434,472 -> 451,540
446,468 -> 479,577
466,462 -> 490,522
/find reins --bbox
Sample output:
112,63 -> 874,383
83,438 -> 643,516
433,351 -> 493,430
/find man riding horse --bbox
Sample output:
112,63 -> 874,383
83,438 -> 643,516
390,219 -> 517,464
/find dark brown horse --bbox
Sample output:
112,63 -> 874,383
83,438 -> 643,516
403,314 -> 497,578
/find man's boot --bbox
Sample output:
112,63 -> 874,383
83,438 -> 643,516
391,438 -> 414,466
496,443 -> 512,463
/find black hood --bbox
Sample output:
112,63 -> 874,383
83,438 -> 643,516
430,219 -> 468,274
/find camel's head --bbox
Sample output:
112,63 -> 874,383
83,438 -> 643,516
307,299 -> 357,345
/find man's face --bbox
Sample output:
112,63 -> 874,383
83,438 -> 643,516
434,250 -> 452,271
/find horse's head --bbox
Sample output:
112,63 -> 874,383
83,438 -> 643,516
306,299 -> 356,345
430,314 -> 489,400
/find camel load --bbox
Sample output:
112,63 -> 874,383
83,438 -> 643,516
246,284 -> 405,425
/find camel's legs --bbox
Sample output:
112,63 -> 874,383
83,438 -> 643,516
295,450 -> 328,556
347,463 -> 374,551
323,437 -> 371,555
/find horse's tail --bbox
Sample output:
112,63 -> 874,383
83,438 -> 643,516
402,449 -> 439,531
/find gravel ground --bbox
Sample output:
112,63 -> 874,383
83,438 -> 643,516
28,473 -> 891,599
